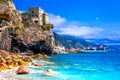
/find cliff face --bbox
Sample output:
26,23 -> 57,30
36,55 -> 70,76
0,1 -> 54,55
0,1 -> 23,26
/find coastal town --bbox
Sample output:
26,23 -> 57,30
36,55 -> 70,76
0,0 -> 118,80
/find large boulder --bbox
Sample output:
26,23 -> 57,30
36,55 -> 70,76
16,65 -> 29,74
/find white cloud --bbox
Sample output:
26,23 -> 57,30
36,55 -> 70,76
49,14 -> 66,27
58,25 -> 104,38
49,14 -> 104,38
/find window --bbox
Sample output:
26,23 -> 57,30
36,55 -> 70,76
34,20 -> 38,24
32,11 -> 34,13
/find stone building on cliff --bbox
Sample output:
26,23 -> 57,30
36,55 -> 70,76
0,0 -> 55,54
29,7 -> 49,25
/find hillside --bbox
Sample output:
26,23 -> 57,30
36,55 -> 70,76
54,32 -> 93,49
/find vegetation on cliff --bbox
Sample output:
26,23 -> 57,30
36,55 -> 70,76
0,0 -> 12,2
0,10 -> 12,23
41,23 -> 54,30
8,25 -> 27,35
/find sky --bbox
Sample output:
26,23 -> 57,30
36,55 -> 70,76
13,0 -> 120,39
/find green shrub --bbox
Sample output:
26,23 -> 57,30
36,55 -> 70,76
0,11 -> 12,22
21,12 -> 30,25
41,23 -> 54,30
15,26 -> 26,35
7,26 -> 27,35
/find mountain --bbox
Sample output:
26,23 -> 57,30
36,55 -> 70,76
54,33 -> 93,49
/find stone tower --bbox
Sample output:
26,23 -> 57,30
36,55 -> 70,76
29,7 -> 49,25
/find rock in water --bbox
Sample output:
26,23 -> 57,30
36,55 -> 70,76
16,65 -> 29,74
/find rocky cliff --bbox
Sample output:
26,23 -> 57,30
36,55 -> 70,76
0,0 -> 54,55
0,25 -> 54,55
0,0 -> 23,26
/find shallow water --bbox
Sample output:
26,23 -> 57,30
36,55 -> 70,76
6,51 -> 120,80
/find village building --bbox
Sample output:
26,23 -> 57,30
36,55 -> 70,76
28,7 -> 49,25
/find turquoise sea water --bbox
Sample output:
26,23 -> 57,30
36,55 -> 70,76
7,51 -> 120,80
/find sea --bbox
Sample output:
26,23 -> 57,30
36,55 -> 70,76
3,50 -> 120,80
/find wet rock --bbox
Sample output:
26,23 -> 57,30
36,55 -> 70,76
34,54 -> 49,59
35,54 -> 44,58
32,63 -> 43,68
32,63 -> 39,66
16,65 -> 29,74
43,54 -> 49,58
23,56 -> 33,62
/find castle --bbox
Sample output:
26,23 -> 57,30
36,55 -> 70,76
29,7 -> 49,25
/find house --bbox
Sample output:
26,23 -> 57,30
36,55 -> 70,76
29,7 -> 49,25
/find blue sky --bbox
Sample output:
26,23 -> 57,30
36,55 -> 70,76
13,0 -> 120,39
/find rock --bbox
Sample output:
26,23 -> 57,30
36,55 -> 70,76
23,56 -> 33,62
34,54 -> 49,59
32,63 -> 43,68
11,54 -> 19,58
8,65 -> 14,69
32,63 -> 39,66
43,54 -> 48,58
0,63 -> 8,68
6,59 -> 13,65
30,55 -> 35,58
0,66 -> 6,71
16,65 -> 29,74
0,50 -> 10,57
35,54 -> 44,58
0,57 -> 6,63
18,59 -> 29,66
0,50 -> 33,71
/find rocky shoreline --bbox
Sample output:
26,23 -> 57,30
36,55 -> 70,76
0,50 -> 49,80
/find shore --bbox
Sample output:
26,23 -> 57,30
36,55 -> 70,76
0,70 -> 17,80
0,50 -> 49,80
